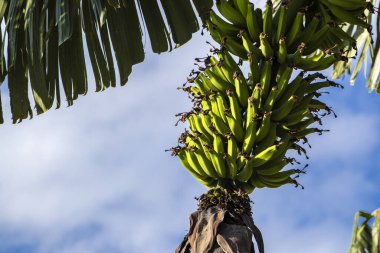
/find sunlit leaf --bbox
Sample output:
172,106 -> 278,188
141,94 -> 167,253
0,0 -> 213,123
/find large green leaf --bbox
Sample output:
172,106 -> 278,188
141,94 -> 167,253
0,0 -> 213,123
347,209 -> 380,253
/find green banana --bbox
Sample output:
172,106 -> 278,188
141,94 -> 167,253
283,116 -> 317,131
238,181 -> 255,193
255,8 -> 263,30
224,153 -> 238,179
291,92 -> 315,112
255,158 -> 289,176
251,85 -> 262,113
271,95 -> 298,121
255,112 -> 272,143
210,112 -> 230,135
303,25 -> 331,54
260,60 -> 272,101
300,54 -> 340,71
178,150 -> 217,188
263,86 -> 280,112
256,171 -> 297,188
218,51 -> 240,74
242,117 -> 258,153
260,33 -> 274,58
295,50 -> 327,70
249,174 -> 267,188
194,148 -> 219,178
227,89 -> 243,124
232,0 -> 248,17
287,43 -> 305,66
282,109 -> 310,126
251,140 -> 289,167
292,127 -> 325,139
233,72 -> 249,108
206,20 -> 223,45
264,169 -> 300,182
209,56 -> 230,83
199,73 -> 219,92
198,134 -> 213,161
225,109 -> 245,142
275,74 -> 303,107
205,145 -> 227,178
206,67 -> 234,92
209,10 -> 240,36
187,114 -> 198,133
276,3 -> 288,43
236,157 -> 255,182
276,66 -> 293,99
193,79 -> 208,93
263,1 -> 273,38
216,0 -> 246,27
241,32 -> 264,60
216,94 -> 228,122
213,133 -> 225,153
246,3 -> 261,42
227,134 -> 239,160
287,11 -> 304,46
185,149 -> 209,178
199,112 -> 215,136
248,52 -> 261,85
254,123 -> 277,155
223,35 -> 249,60
291,15 -> 320,48
309,99 -> 329,110
210,95 -> 222,118
277,37 -> 287,64
246,96 -> 258,129
201,100 -> 211,112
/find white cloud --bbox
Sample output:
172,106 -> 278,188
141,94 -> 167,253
308,112 -> 379,164
0,32 -> 210,253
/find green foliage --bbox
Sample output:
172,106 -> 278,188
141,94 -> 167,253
0,0 -> 213,123
348,209 -> 380,253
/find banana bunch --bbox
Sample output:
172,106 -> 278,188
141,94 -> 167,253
170,0 -> 365,193
170,49 -> 342,193
207,0 -> 372,71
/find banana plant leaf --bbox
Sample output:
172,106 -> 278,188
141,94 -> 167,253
0,0 -> 213,123
347,209 -> 380,253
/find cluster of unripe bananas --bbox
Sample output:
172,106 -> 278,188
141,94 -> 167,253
170,0 -> 371,193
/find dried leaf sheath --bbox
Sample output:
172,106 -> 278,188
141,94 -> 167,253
176,189 -> 264,253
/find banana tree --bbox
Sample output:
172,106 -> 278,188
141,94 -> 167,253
172,0 -> 380,252
0,0 -> 379,253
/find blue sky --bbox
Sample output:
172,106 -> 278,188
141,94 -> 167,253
1,6 -> 380,253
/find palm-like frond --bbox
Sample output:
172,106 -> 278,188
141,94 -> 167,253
347,209 -> 380,253
0,0 -> 213,124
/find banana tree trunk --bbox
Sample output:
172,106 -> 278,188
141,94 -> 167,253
176,188 -> 264,253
